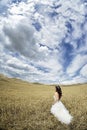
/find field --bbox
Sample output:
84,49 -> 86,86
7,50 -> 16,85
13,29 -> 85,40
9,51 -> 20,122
0,74 -> 87,130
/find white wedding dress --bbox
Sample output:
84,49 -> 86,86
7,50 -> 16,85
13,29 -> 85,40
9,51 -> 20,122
50,95 -> 73,125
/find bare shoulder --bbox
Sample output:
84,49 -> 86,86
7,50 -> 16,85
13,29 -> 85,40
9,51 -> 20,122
55,92 -> 58,96
54,92 -> 59,100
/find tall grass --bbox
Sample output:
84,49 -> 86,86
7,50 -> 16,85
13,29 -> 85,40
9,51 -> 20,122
0,75 -> 87,130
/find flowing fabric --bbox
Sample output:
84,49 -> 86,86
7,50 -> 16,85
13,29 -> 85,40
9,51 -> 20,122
50,96 -> 73,124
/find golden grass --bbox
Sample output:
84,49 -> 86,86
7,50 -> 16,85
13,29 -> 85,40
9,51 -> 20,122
0,74 -> 87,130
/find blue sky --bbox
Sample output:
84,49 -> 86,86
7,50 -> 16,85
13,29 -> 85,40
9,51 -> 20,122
0,0 -> 87,84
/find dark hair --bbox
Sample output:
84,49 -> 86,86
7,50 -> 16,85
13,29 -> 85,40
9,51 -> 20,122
55,85 -> 62,99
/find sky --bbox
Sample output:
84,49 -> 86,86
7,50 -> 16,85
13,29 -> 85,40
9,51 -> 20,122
0,0 -> 87,85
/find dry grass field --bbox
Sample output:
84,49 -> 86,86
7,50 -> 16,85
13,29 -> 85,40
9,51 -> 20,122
0,74 -> 87,130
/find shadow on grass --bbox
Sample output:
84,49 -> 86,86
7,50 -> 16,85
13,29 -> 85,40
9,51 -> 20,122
0,128 -> 7,130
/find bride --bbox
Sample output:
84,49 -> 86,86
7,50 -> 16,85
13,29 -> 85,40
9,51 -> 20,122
50,85 -> 73,125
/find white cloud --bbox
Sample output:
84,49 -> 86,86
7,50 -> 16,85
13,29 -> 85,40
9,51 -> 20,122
8,1 -> 35,16
7,57 -> 35,71
0,0 -> 10,5
67,54 -> 87,76
0,52 -> 45,82
62,76 -> 87,85
80,64 -> 87,78
2,17 -> 49,61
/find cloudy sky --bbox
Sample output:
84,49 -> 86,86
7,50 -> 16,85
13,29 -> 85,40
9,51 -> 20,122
0,0 -> 87,85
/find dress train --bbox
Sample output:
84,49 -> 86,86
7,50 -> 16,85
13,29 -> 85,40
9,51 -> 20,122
50,97 -> 73,124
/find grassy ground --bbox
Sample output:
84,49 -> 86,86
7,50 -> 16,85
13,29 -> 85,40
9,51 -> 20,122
0,74 -> 87,130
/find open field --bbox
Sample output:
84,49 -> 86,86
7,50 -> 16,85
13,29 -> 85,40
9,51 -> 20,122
0,74 -> 87,130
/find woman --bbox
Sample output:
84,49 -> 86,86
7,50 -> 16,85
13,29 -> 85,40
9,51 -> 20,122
50,85 -> 73,125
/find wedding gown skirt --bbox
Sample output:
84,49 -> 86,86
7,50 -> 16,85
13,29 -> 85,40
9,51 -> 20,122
50,100 -> 73,124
